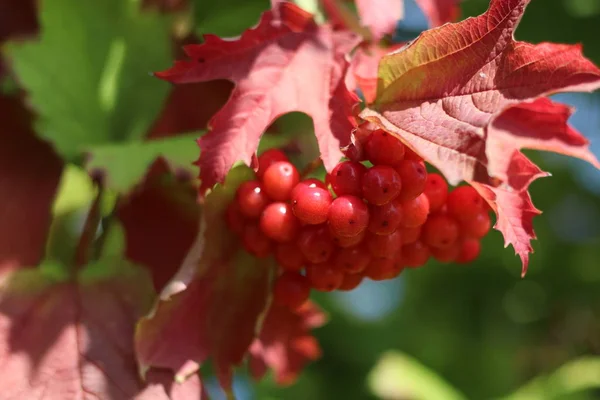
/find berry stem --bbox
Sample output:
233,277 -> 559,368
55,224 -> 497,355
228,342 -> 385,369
73,178 -> 104,269
300,157 -> 323,179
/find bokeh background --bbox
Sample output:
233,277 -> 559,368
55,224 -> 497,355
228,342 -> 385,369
2,0 -> 600,399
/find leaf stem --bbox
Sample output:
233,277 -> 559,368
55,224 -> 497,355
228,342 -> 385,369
73,179 -> 104,269
301,157 -> 323,179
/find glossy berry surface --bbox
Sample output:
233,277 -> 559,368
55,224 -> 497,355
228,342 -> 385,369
259,202 -> 299,242
456,238 -> 481,263
291,178 -> 328,200
328,195 -> 370,237
334,245 -> 371,274
361,165 -> 402,205
431,244 -> 460,263
291,185 -> 332,225
257,149 -> 288,179
237,180 -> 270,218
401,193 -> 430,227
273,272 -> 310,309
364,129 -> 405,166
461,212 -> 492,238
242,224 -> 272,258
401,225 -> 421,244
306,263 -> 344,292
368,200 -> 403,235
402,241 -> 430,268
422,214 -> 460,249
274,242 -> 304,271
297,225 -> 335,264
364,257 -> 401,281
396,160 -> 427,202
262,161 -> 300,201
338,273 -> 364,291
423,173 -> 448,212
329,161 -> 367,197
447,185 -> 486,221
365,230 -> 402,258
332,230 -> 366,248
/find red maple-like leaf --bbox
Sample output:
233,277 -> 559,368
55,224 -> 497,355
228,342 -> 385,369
0,94 -> 63,273
135,167 -> 274,391
249,302 -> 327,385
0,260 -> 204,399
415,0 -> 460,27
155,1 -> 359,194
359,0 -> 600,274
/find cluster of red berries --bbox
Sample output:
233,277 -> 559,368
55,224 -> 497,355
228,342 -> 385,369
225,129 -> 492,311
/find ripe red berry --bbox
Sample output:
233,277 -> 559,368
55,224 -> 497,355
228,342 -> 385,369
338,273 -> 364,291
401,225 -> 421,244
242,224 -> 272,258
366,230 -> 402,258
257,149 -> 288,179
431,244 -> 460,263
237,180 -> 270,219
291,185 -> 332,225
400,193 -> 430,227
423,173 -> 448,212
362,165 -> 402,205
274,242 -> 304,271
456,238 -> 481,263
403,147 -> 423,162
396,160 -> 427,202
297,224 -> 335,264
364,257 -> 402,281
364,129 -> 405,166
260,202 -> 299,242
329,161 -> 367,197
447,185 -> 486,221
332,229 -> 366,248
290,178 -> 328,200
225,202 -> 245,235
328,195 -> 370,237
368,200 -> 403,235
334,245 -> 371,274
402,241 -> 430,268
306,263 -> 344,292
262,161 -> 300,201
460,211 -> 492,238
422,214 -> 459,249
273,271 -> 310,309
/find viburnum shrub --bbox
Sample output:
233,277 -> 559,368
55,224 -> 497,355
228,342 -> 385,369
1,0 -> 599,398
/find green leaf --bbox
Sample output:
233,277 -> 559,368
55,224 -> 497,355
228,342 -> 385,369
194,0 -> 269,37
368,351 -> 467,400
6,0 -> 171,159
87,132 -> 203,193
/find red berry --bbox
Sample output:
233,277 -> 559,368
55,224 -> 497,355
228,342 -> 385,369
290,178 -> 328,200
242,224 -> 272,258
237,180 -> 270,219
368,200 -> 403,235
400,193 -> 430,227
338,273 -> 364,291
431,244 -> 460,263
456,238 -> 481,263
423,173 -> 448,212
329,161 -> 367,197
362,165 -> 402,205
460,211 -> 492,238
364,129 -> 405,166
297,225 -> 335,263
306,263 -> 343,292
396,160 -> 427,202
260,202 -> 299,242
262,161 -> 300,201
422,214 -> 459,249
274,242 -> 304,271
328,195 -> 370,237
402,241 -> 430,268
225,202 -> 245,235
332,229 -> 366,248
365,230 -> 402,258
257,149 -> 288,179
401,225 -> 421,244
364,257 -> 402,281
447,186 -> 486,221
273,272 -> 310,309
334,245 -> 371,274
291,185 -> 332,225
403,147 -> 423,162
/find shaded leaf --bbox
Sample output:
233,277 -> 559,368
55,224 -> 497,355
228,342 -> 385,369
360,0 -> 600,273
6,0 -> 171,158
415,0 -> 460,28
136,166 -> 274,390
249,302 -> 327,385
156,1 -> 358,194
0,0 -> 38,43
0,94 -> 63,272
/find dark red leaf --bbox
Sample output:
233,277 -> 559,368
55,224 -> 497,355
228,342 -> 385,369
249,302 -> 326,385
156,1 -> 358,194
360,0 -> 600,273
